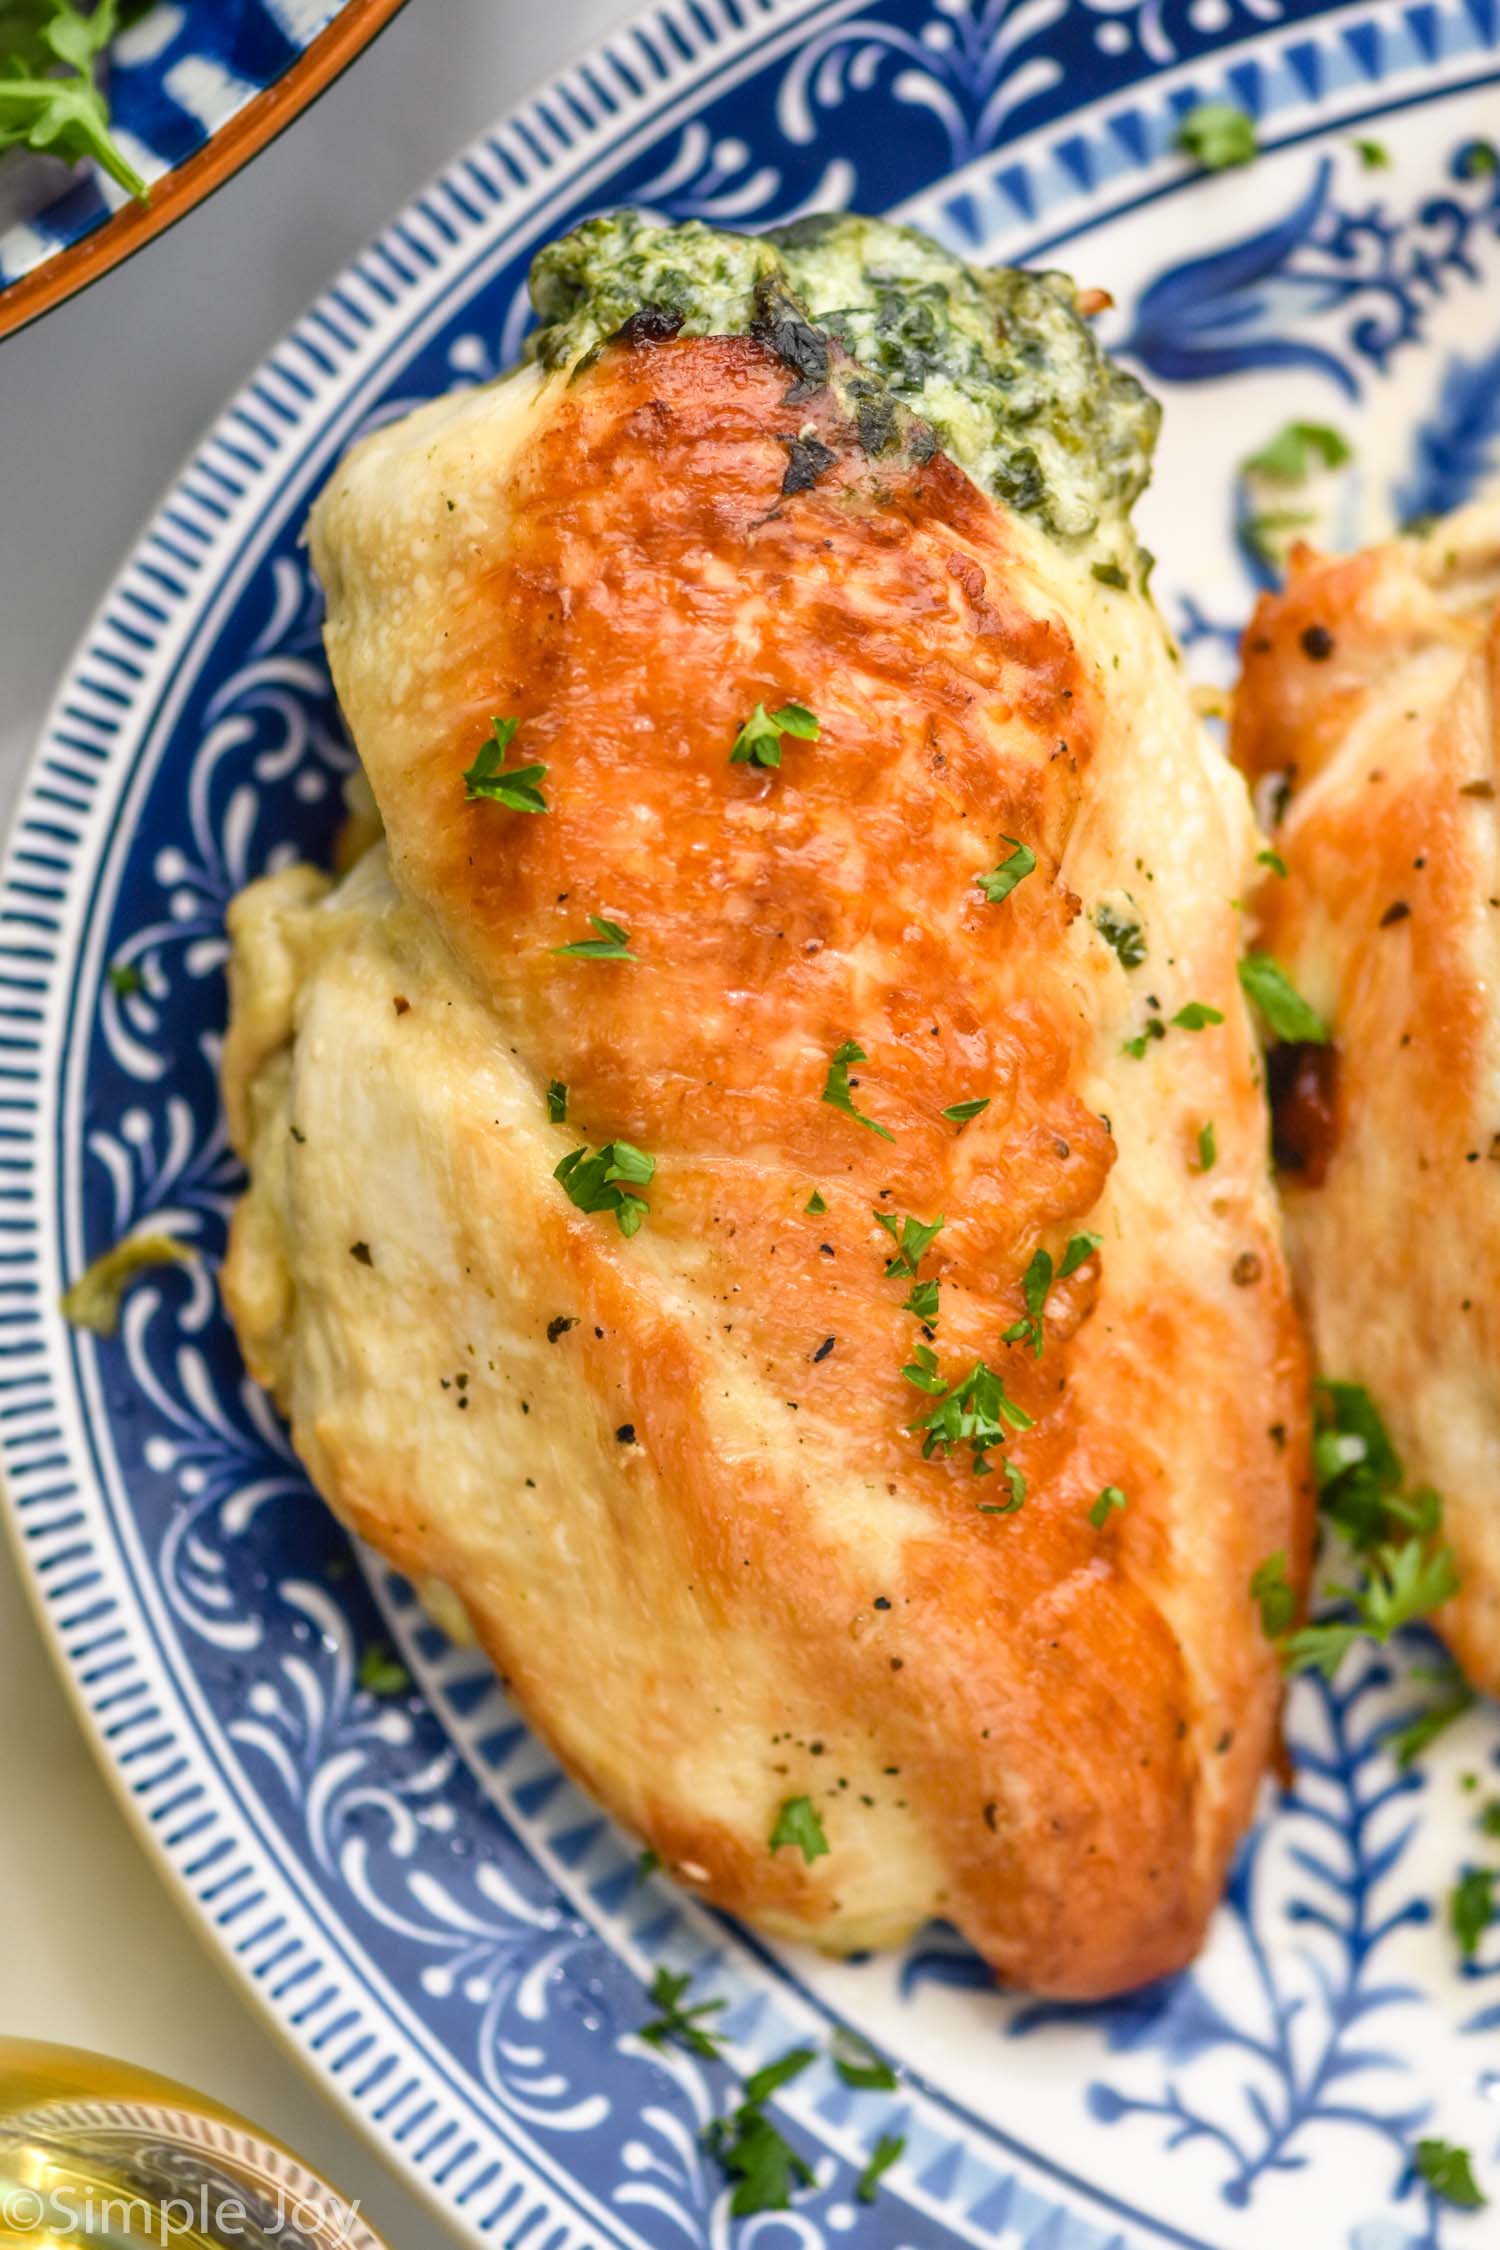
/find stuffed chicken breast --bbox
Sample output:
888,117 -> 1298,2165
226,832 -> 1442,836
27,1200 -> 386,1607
1234,500 -> 1500,1696
221,213 -> 1308,1998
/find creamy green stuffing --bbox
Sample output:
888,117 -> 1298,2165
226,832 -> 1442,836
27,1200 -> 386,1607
526,208 -> 1159,551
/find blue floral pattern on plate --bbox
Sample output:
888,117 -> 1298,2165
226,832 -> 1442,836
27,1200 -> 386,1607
6,2 -> 1500,2244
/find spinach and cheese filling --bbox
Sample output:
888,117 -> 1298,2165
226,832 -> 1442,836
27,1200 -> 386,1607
526,208 -> 1159,555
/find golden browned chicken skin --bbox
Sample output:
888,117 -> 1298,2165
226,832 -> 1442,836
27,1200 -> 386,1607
222,231 -> 1309,1997
1235,503 -> 1500,1696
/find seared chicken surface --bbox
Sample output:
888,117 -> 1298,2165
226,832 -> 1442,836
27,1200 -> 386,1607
222,215 -> 1308,1997
1235,501 -> 1500,1695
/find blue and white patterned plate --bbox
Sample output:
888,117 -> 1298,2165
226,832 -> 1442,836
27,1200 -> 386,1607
7,4 -> 1500,2244
0,1 -> 403,334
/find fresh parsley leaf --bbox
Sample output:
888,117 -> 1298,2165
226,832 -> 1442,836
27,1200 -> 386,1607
546,1079 -> 568,1124
1257,848 -> 1288,877
1089,1485 -> 1127,1530
1414,2138 -> 1486,2210
1177,100 -> 1258,171
743,2048 -> 818,2105
1251,1551 -> 1297,1638
977,837 -> 1036,904
554,1139 -> 656,1236
1003,1233 -> 1098,1356
704,2058 -> 817,2217
769,1795 -> 829,1863
1090,560 -> 1129,590
553,914 -> 636,960
1172,1001 -> 1224,1030
1122,1014 -> 1166,1059
1353,137 -> 1391,169
106,961 -> 143,997
902,1277 -> 940,1323
0,0 -> 147,199
1196,1120 -> 1217,1173
730,700 -> 821,769
1481,1800 -> 1500,1840
831,2030 -> 899,2092
60,1230 -> 194,1336
1282,1536 -> 1460,1677
635,1847 -> 661,1882
640,1965 -> 728,2060
1238,952 -> 1330,1042
1244,422 -> 1352,484
907,1356 -> 1032,1475
821,1039 -> 895,1143
941,1096 -> 990,1127
874,1208 -> 945,1277
805,1189 -> 827,1215
902,1342 -> 947,1394
1461,139 -> 1499,177
1387,1691 -> 1474,1769
463,715 -> 548,812
1450,1868 -> 1496,1961
1096,901 -> 1147,968
1313,1380 -> 1405,1548
977,1457 -> 1027,1513
856,2133 -> 906,2205
358,1642 -> 412,1698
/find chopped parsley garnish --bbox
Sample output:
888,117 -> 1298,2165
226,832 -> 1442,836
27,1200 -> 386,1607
821,1040 -> 895,1142
1414,2138 -> 1486,2211
60,1231 -> 194,1336
639,1965 -> 728,2060
1282,1533 -> 1459,1678
978,1458 -> 1027,1513
1003,1231 -> 1100,1357
463,716 -> 548,813
805,1189 -> 828,1214
635,1847 -> 661,1882
1096,901 -> 1147,968
1257,848 -> 1288,877
704,2049 -> 817,2217
1238,953 -> 1330,1042
1177,100 -> 1258,171
546,1079 -> 568,1123
1313,1381 -> 1407,1547
1480,1801 -> 1500,1839
1244,422 -> 1351,483
1089,1485 -> 1127,1530
977,837 -> 1036,904
1450,1868 -> 1495,1961
554,1139 -> 655,1236
831,2030 -> 899,2091
902,1277 -> 940,1323
1353,137 -> 1391,169
358,1642 -> 412,1698
1090,560 -> 1129,590
1122,1013 -> 1166,1059
856,2133 -> 906,2205
1461,139 -> 1499,177
1195,1121 -> 1217,1173
553,914 -> 636,960
1172,1000 -> 1224,1030
106,961 -> 144,997
905,1354 -> 1032,1474
941,1096 -> 990,1127
874,1208 -> 945,1277
1251,1552 -> 1298,1638
730,700 -> 820,769
769,1795 -> 829,1863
